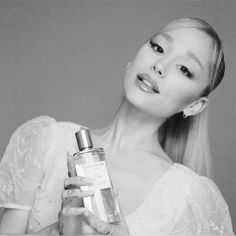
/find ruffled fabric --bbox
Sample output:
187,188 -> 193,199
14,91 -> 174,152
26,119 -> 81,232
171,175 -> 233,234
0,116 -> 57,210
0,116 -> 234,235
126,164 -> 234,235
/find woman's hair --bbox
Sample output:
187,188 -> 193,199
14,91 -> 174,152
158,17 -> 225,178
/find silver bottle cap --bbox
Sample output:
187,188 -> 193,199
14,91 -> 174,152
75,127 -> 93,151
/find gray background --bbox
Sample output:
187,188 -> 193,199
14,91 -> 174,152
0,0 -> 235,232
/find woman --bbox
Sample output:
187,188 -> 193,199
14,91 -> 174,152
0,17 -> 234,235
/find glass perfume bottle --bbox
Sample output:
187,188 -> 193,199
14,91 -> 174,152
73,127 -> 120,223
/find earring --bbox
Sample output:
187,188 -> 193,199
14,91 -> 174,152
183,110 -> 191,118
183,112 -> 188,118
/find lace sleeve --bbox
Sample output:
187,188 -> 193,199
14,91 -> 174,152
171,176 -> 234,235
0,116 -> 57,210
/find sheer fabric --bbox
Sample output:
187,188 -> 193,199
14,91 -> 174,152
125,165 -> 234,235
0,116 -> 234,235
0,116 -> 56,211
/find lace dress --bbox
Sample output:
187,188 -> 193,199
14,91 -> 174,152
0,116 -> 234,235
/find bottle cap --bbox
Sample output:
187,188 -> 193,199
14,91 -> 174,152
75,127 -> 93,151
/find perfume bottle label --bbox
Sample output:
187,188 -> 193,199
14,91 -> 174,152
75,161 -> 111,191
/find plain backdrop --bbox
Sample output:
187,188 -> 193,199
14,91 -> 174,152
0,0 -> 235,232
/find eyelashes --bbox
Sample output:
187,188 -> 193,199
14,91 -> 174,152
177,65 -> 194,79
149,39 -> 165,54
149,39 -> 194,79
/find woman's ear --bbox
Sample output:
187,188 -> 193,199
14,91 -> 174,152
183,97 -> 209,117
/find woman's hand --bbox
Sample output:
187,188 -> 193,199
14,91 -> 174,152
58,152 -> 130,235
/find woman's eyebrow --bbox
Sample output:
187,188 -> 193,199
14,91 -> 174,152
187,50 -> 203,70
159,32 -> 203,70
159,32 -> 174,43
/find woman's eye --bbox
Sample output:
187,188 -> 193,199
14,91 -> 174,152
149,40 -> 164,54
178,65 -> 193,78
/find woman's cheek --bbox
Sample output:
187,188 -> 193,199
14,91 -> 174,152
123,68 -> 133,91
162,83 -> 196,110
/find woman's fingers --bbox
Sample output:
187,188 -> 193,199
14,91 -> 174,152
64,153 -> 114,234
61,206 -> 88,216
62,189 -> 94,200
64,176 -> 95,189
83,210 -> 112,235
61,207 -> 111,235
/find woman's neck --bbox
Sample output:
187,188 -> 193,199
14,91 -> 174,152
93,98 -> 165,154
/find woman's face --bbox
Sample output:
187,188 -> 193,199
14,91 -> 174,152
124,27 -> 213,119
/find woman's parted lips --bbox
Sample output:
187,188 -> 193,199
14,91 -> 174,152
137,73 -> 160,93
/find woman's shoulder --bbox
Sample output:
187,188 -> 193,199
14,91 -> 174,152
15,115 -> 84,135
127,163 -> 233,234
15,115 -> 57,131
174,164 -> 233,233
189,173 -> 229,212
169,163 -> 229,210
7,116 -> 85,152
170,163 -> 222,191
164,163 -> 199,188
153,163 -> 231,228
162,163 -> 226,203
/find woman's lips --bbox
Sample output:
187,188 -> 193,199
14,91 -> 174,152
136,73 -> 160,94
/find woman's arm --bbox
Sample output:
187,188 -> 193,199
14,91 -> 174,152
0,209 -> 29,234
0,209 -> 60,235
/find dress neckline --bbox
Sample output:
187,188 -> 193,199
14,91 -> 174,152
125,162 -> 179,218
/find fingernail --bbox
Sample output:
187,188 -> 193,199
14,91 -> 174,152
66,189 -> 74,196
63,190 -> 73,199
62,206 -> 70,215
82,209 -> 90,217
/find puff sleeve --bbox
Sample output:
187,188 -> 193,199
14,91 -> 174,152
170,176 -> 234,235
0,116 -> 57,211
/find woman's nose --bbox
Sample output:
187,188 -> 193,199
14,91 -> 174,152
152,63 -> 166,78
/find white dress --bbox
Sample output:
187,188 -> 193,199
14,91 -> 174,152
0,116 -> 234,235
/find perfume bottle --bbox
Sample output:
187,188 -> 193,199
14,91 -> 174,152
73,127 -> 120,223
